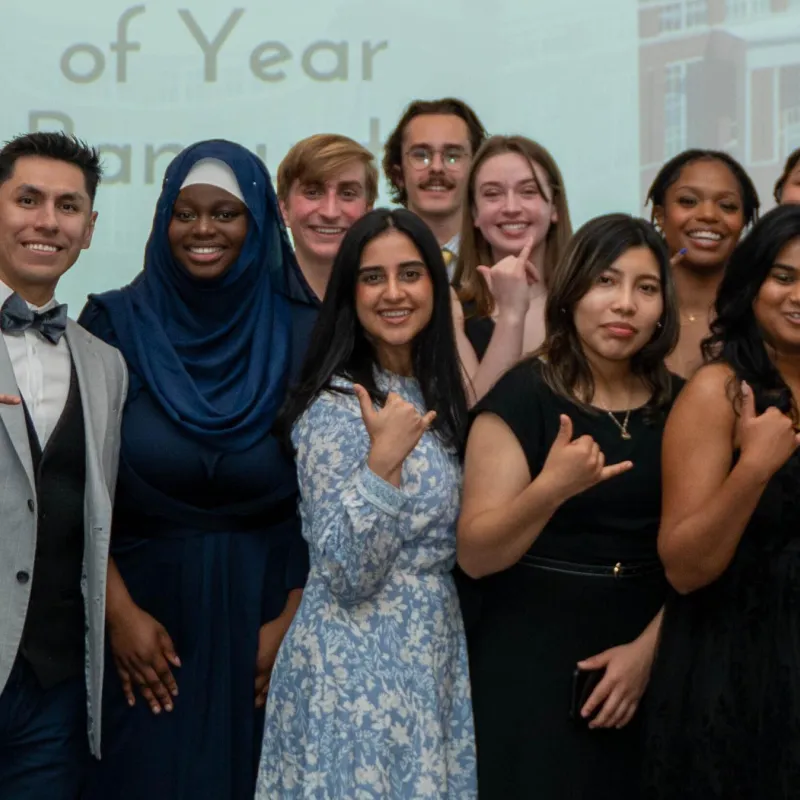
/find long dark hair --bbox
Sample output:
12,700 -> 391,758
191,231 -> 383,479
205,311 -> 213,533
538,213 -> 680,416
277,208 -> 469,449
703,204 -> 800,422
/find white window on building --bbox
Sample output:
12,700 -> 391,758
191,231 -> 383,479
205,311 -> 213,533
640,0 -> 710,32
659,2 -> 682,31
651,0 -> 709,31
726,0 -> 772,22
664,63 -> 688,158
686,0 -> 710,26
783,107 -> 800,157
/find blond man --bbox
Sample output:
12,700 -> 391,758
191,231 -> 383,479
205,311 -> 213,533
278,134 -> 378,300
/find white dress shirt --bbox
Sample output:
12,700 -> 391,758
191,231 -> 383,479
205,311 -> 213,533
0,279 -> 71,447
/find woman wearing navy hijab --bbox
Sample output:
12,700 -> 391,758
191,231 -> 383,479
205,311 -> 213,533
79,140 -> 317,799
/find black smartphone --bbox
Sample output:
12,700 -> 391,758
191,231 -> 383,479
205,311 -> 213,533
569,667 -> 604,724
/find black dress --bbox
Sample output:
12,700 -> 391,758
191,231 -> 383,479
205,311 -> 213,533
465,360 -> 679,799
644,448 -> 800,798
463,302 -> 494,360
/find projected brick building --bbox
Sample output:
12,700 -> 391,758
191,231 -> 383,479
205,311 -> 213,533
639,0 -> 800,207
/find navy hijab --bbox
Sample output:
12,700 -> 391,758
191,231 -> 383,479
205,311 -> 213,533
93,140 -> 301,451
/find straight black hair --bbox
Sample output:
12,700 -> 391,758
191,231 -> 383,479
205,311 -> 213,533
0,131 -> 102,204
277,208 -> 469,450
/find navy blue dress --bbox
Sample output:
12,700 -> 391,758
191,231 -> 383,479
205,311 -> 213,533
80,297 -> 316,800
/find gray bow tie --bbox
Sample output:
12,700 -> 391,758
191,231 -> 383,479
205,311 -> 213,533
0,291 -> 68,344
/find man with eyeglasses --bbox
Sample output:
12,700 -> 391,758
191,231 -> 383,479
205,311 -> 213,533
383,98 -> 487,277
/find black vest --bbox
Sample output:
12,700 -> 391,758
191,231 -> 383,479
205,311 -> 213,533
20,363 -> 87,688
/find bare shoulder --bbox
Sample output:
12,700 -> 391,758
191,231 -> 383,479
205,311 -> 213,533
666,363 -> 737,450
674,362 -> 737,415
466,412 -> 530,471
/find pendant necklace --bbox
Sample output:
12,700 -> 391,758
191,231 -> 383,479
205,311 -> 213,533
598,385 -> 633,440
606,408 -> 632,440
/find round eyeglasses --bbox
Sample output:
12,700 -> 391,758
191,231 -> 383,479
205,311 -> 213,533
404,146 -> 469,171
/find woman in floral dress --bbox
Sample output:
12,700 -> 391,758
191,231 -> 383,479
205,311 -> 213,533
256,208 -> 475,798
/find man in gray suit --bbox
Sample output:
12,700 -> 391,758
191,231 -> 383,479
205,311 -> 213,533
0,131 -> 127,798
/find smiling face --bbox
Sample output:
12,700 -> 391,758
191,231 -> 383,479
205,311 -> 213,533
168,184 -> 249,280
573,245 -> 664,368
472,151 -> 557,263
280,161 -> 371,270
753,236 -> 800,354
0,155 -> 96,304
355,228 -> 434,375
656,158 -> 746,272
397,114 -> 472,223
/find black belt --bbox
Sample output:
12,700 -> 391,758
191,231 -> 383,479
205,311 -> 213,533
519,553 -> 663,579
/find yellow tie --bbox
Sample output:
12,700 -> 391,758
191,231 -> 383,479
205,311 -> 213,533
441,248 -> 454,270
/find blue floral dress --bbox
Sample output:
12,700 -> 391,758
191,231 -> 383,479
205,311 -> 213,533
256,373 -> 476,798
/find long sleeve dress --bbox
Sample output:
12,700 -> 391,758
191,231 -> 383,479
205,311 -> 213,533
255,373 -> 477,799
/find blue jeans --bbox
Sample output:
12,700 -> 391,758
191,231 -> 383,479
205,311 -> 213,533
0,657 -> 88,800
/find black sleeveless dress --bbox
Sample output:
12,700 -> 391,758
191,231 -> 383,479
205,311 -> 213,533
464,360 -> 681,799
644,449 -> 800,799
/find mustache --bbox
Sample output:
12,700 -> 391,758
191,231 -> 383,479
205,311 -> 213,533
419,176 -> 456,190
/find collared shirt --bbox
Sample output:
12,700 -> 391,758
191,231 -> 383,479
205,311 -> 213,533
0,279 -> 71,446
442,232 -> 461,280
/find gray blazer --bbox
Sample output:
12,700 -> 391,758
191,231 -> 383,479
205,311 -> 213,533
0,318 -> 127,757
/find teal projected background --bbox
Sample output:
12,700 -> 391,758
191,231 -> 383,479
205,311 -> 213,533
2,1 -> 799,311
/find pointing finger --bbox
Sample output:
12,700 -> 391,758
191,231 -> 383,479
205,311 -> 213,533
670,248 -> 687,267
517,237 -> 535,267
599,461 -> 634,481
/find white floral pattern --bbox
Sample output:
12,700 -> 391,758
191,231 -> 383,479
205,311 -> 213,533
256,374 -> 476,799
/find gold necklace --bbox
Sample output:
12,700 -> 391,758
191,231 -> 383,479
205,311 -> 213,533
606,408 -> 632,440
596,387 -> 634,439
682,306 -> 710,324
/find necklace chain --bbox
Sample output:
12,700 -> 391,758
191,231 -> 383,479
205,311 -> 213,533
606,409 -> 632,440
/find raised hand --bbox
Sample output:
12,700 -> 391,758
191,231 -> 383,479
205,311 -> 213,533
540,415 -> 633,503
353,384 -> 436,487
669,247 -> 687,268
737,380 -> 800,483
477,238 -> 539,321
